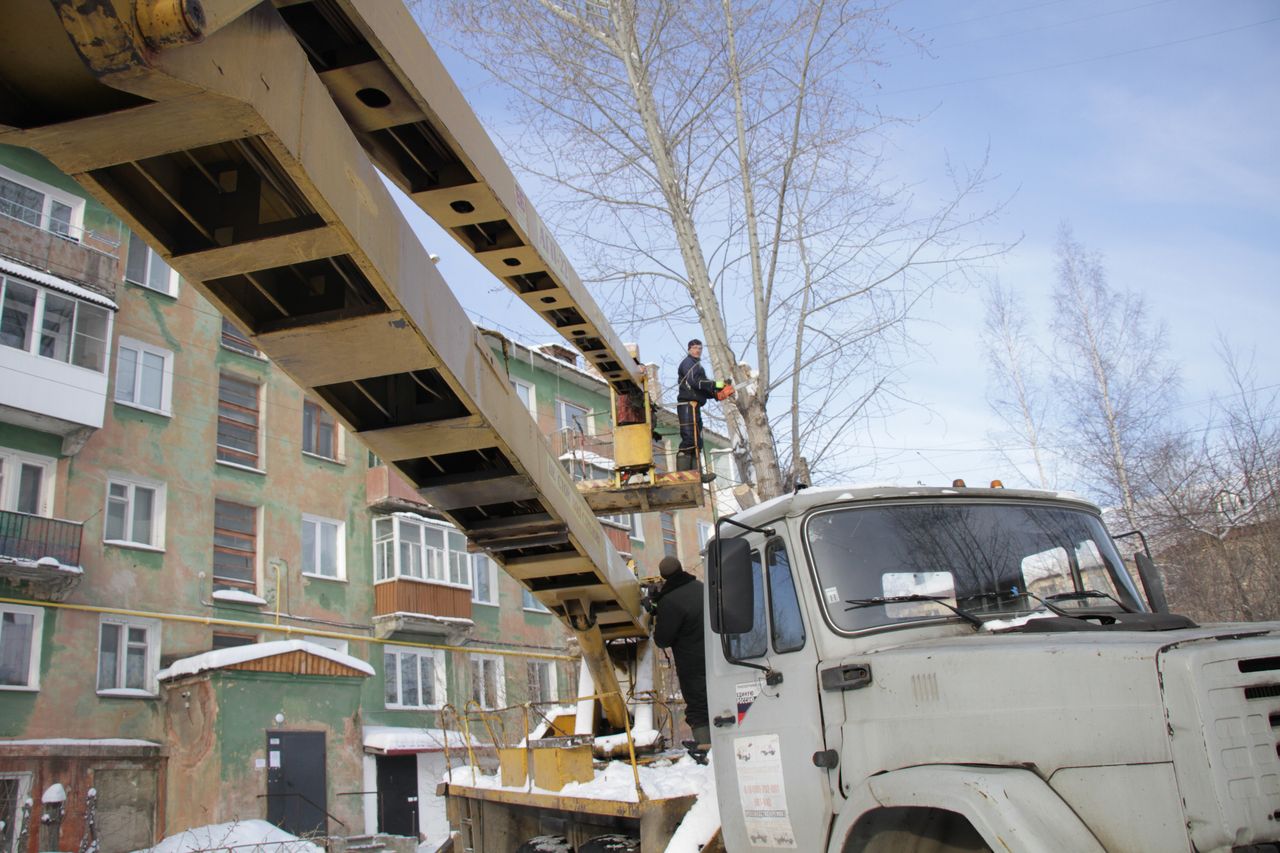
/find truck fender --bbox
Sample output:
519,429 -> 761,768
829,765 -> 1107,853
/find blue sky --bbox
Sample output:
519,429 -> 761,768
397,0 -> 1280,495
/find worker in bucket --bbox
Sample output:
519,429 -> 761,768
675,338 -> 730,471
651,555 -> 709,751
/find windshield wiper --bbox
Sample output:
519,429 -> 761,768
845,595 -> 984,630
1045,590 -> 1136,613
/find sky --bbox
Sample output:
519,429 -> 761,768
393,0 -> 1280,498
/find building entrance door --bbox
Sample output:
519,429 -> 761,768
376,754 -> 418,837
266,731 -> 327,837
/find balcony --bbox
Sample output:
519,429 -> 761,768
366,465 -> 433,513
0,203 -> 122,297
0,508 -> 84,600
372,579 -> 473,642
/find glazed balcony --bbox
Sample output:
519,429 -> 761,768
0,509 -> 84,600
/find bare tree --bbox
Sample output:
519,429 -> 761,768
428,0 -> 1004,499
980,280 -> 1052,488
1049,224 -> 1179,525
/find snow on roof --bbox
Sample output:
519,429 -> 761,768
130,819 -> 323,853
0,255 -> 117,310
41,784 -> 66,804
362,726 -> 453,753
443,755 -> 709,803
0,738 -> 159,748
211,589 -> 267,606
558,449 -> 615,471
157,640 -> 374,681
0,555 -> 83,574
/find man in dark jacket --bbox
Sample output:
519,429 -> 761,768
652,555 -> 709,746
676,339 -> 721,471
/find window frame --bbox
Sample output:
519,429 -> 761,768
219,317 -> 261,357
522,587 -> 550,614
95,614 -> 160,697
510,378 -> 536,417
213,499 -> 259,592
300,513 -> 346,581
0,603 -> 44,691
470,653 -> 506,710
113,336 -> 174,416
696,521 -> 714,551
103,475 -> 166,550
660,512 -> 678,559
301,399 -> 342,463
383,645 -> 446,710
216,372 -> 263,471
0,166 -> 86,240
123,232 -> 179,297
765,537 -> 807,654
0,448 -> 56,517
525,659 -> 557,706
628,514 -> 645,543
554,398 -> 593,436
471,552 -> 498,606
0,275 -> 113,374
372,513 -> 477,590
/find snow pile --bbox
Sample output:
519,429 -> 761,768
41,784 -> 66,804
443,755 -> 709,803
523,837 -> 571,853
593,729 -> 660,752
211,590 -> 268,606
157,640 -> 374,681
131,820 -> 322,853
662,757 -> 720,853
982,610 -> 1056,631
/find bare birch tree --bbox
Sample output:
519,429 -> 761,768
981,281 -> 1052,488
1050,224 -> 1179,525
428,0 -> 1004,499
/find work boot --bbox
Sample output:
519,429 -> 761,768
676,449 -> 697,471
691,724 -> 710,746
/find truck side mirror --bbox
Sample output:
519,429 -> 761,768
1134,552 -> 1169,614
708,536 -> 754,634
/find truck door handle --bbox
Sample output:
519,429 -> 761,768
714,714 -> 736,728
821,663 -> 872,692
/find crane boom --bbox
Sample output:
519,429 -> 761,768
0,0 -> 658,727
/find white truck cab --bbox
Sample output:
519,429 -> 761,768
704,484 -> 1280,852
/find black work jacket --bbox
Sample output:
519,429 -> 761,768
677,355 -> 715,403
653,571 -> 706,678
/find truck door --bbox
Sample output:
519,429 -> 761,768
707,536 -> 834,851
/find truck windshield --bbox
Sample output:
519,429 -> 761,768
805,501 -> 1144,633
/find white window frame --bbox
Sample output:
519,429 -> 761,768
95,614 -> 160,697
113,336 -> 174,416
470,654 -> 506,710
525,659 -> 558,706
301,513 -> 346,581
0,448 -> 56,517
697,520 -> 714,550
384,645 -> 446,710
628,514 -> 645,543
522,587 -> 550,614
103,475 -> 166,550
0,603 -> 44,691
510,378 -> 536,417
372,513 -> 475,590
123,232 -> 180,297
0,165 -> 86,240
0,275 -> 113,374
0,771 -> 34,853
555,398 -> 593,436
471,553 -> 498,606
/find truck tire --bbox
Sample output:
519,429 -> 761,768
516,836 -> 573,853
844,807 -> 990,853
577,834 -> 640,853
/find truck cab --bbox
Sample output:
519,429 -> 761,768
705,485 -> 1280,852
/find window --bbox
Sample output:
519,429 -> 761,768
104,477 -> 164,548
302,399 -> 339,461
124,233 -> 178,296
301,514 -> 344,580
555,398 -> 591,435
628,514 -> 645,542
510,379 -> 536,416
522,588 -> 550,613
211,632 -> 256,650
0,276 -> 110,372
114,337 -> 172,415
220,317 -> 259,356
472,553 -> 498,605
0,449 -> 54,516
96,615 -> 159,696
372,514 -> 475,587
213,499 -> 257,590
1,773 -> 34,853
471,655 -> 505,709
384,646 -> 445,709
696,521 -> 714,552
526,660 -> 556,705
0,168 -> 84,239
766,540 -> 805,653
726,549 -> 767,660
660,512 -> 678,558
0,604 -> 43,690
217,373 -> 261,468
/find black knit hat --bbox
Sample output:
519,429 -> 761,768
658,556 -> 682,577
687,339 -> 702,349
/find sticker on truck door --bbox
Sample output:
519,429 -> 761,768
735,680 -> 762,723
734,734 -> 797,848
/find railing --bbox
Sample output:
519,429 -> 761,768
0,509 -> 83,566
0,199 -> 120,257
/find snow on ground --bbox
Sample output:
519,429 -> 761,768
662,757 -> 720,853
130,820 -> 322,853
442,755 -> 709,803
157,640 -> 374,681
593,729 -> 660,752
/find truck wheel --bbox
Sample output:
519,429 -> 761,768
845,807 -> 990,853
577,834 -> 640,853
516,836 -> 573,853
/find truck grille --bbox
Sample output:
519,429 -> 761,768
1160,639 -> 1280,852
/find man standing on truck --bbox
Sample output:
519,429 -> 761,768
652,555 -> 709,748
676,339 -> 725,471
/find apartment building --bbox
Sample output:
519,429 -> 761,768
0,147 -> 721,852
